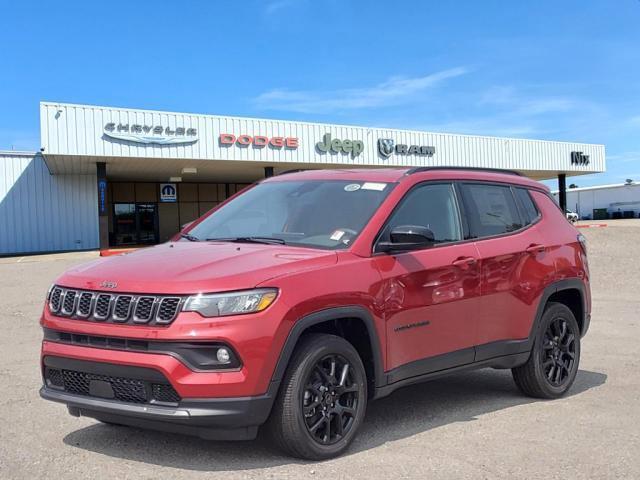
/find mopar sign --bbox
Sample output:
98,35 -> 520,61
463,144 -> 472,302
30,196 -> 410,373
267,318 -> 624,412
160,183 -> 177,202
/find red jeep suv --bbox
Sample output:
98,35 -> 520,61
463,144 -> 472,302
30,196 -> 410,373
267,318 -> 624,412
40,168 -> 590,459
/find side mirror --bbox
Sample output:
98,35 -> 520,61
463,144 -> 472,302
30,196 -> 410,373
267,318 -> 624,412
377,225 -> 435,253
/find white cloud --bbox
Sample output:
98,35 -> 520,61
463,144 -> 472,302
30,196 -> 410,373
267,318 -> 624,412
480,86 -> 578,115
608,151 -> 640,163
414,119 -> 541,138
254,67 -> 469,113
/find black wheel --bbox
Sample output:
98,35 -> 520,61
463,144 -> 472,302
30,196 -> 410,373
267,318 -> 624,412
267,334 -> 367,460
512,302 -> 581,398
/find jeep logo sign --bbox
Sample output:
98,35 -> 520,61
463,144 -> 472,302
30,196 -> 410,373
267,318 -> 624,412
571,151 -> 590,166
316,133 -> 364,157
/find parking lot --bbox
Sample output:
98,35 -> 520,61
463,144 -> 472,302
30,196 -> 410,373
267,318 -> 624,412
1,224 -> 638,479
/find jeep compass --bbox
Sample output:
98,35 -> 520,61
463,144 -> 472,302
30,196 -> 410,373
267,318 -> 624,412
40,167 -> 590,459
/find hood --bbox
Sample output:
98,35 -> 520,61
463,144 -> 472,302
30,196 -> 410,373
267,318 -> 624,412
56,242 -> 338,294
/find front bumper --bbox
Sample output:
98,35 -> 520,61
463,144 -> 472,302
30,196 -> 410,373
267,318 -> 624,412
40,356 -> 276,440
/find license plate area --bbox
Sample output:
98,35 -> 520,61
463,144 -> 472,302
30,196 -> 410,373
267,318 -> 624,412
89,379 -> 115,399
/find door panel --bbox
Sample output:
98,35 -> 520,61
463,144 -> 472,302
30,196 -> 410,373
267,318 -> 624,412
375,243 -> 481,372
373,182 -> 481,375
474,227 -> 554,345
459,183 -> 556,347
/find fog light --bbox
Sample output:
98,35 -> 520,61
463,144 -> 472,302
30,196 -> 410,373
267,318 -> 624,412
216,348 -> 231,364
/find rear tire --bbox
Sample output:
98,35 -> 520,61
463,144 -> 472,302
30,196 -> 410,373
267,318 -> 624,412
267,334 -> 367,460
512,302 -> 581,398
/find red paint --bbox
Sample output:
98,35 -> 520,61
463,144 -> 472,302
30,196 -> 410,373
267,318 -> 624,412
41,168 -> 589,402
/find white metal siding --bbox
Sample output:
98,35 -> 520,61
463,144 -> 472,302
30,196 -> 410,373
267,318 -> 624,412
40,102 -> 605,174
556,184 -> 640,218
0,152 -> 99,255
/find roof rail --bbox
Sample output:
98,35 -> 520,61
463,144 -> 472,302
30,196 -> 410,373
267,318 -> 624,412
405,167 -> 523,176
276,169 -> 308,176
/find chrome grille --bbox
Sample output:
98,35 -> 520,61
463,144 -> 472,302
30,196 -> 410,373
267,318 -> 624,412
47,286 -> 183,326
94,294 -> 112,320
49,287 -> 63,313
76,292 -> 93,317
157,297 -> 181,324
133,297 -> 155,323
113,296 -> 133,322
61,290 -> 77,315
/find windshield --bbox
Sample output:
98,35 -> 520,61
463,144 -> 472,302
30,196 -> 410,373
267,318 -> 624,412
187,180 -> 394,249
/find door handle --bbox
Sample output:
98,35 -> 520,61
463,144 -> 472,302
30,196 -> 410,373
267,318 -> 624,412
452,256 -> 477,268
525,244 -> 546,254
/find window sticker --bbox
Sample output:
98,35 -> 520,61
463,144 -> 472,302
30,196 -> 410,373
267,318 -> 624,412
361,182 -> 387,191
330,230 -> 345,241
344,183 -> 361,192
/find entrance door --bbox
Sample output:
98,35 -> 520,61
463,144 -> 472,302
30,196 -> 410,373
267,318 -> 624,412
113,203 -> 158,246
136,204 -> 158,244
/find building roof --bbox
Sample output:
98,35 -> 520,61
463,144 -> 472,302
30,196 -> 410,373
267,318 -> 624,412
552,182 -> 638,194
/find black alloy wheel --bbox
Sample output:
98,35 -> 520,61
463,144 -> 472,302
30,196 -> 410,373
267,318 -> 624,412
302,354 -> 360,445
512,302 -> 581,399
541,317 -> 576,387
267,334 -> 367,460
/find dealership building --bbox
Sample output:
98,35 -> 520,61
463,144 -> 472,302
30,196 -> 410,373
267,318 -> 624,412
553,182 -> 640,219
0,102 -> 605,256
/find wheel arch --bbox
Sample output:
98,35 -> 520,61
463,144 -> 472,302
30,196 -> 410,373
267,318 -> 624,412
529,279 -> 589,342
270,306 -> 385,398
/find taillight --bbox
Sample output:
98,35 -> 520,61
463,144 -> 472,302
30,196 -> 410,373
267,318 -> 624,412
577,233 -> 587,255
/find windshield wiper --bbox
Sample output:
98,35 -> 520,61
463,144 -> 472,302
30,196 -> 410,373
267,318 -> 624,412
180,233 -> 201,242
205,236 -> 287,245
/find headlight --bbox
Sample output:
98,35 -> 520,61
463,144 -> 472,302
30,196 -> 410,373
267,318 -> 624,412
183,288 -> 278,318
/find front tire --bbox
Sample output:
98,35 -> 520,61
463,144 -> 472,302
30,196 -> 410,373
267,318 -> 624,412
268,334 -> 367,460
512,302 -> 581,398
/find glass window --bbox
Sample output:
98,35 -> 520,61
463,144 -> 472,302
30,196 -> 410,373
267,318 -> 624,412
461,184 -> 523,238
187,180 -> 393,249
380,183 -> 462,244
514,188 -> 539,225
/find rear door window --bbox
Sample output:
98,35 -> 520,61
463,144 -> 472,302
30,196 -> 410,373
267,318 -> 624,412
514,188 -> 540,225
460,183 -> 523,238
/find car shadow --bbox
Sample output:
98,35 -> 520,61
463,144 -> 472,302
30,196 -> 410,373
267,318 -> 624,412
62,369 -> 606,471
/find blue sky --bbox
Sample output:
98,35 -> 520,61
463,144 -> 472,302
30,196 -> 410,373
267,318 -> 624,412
1,0 -> 639,186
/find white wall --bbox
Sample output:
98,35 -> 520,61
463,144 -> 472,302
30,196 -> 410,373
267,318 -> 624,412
40,102 -> 606,175
557,184 -> 640,218
0,152 -> 99,255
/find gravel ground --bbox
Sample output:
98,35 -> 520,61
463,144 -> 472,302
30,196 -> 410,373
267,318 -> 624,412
1,224 -> 639,479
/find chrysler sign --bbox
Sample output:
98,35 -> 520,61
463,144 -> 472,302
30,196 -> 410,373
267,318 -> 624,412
378,138 -> 435,158
104,123 -> 198,145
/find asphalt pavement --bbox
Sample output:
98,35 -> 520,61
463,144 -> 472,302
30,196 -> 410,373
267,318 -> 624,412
1,224 -> 638,479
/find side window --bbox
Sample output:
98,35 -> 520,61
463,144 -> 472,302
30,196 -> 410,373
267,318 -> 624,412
461,183 -> 523,238
381,183 -> 462,244
514,188 -> 540,225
